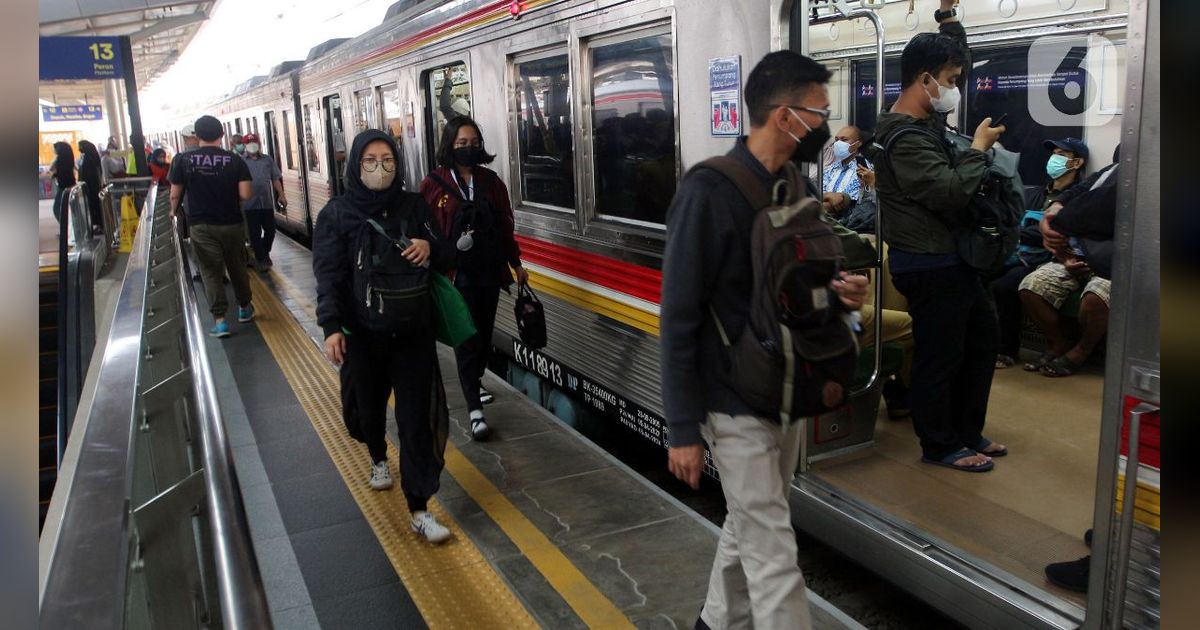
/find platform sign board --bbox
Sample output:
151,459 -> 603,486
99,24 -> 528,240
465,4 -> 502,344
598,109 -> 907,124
42,105 -> 103,122
709,56 -> 741,136
39,36 -> 125,81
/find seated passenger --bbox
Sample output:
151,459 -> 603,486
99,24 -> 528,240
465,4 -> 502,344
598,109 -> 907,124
1019,147 -> 1120,377
991,137 -> 1087,368
822,125 -> 878,233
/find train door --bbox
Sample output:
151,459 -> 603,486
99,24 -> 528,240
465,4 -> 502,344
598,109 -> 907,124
352,88 -> 375,134
263,110 -> 282,174
421,60 -> 472,172
323,92 -> 347,197
783,1 -> 1153,628
376,82 -> 407,186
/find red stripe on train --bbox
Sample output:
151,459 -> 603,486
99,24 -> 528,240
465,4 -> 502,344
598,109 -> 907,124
1120,395 -> 1161,470
515,235 -> 662,305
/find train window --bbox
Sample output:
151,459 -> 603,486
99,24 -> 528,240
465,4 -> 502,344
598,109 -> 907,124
588,29 -> 677,227
353,89 -> 375,133
282,109 -> 296,170
850,57 -> 900,134
424,61 -> 472,167
252,117 -> 259,135
235,118 -> 243,135
514,53 -> 575,212
378,83 -> 404,145
965,43 -> 1087,185
303,103 -> 320,172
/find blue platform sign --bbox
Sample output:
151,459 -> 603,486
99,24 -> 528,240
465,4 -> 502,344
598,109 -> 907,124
39,36 -> 125,81
43,105 -> 103,122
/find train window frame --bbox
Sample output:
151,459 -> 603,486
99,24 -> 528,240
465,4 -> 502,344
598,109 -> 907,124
303,102 -> 321,173
282,109 -> 296,171
419,58 -> 473,174
508,46 -> 577,217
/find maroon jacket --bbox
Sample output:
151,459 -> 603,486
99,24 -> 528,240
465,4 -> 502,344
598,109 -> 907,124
420,165 -> 522,286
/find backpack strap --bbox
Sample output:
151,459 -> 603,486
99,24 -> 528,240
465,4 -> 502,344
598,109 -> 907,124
692,156 -> 773,211
427,171 -> 464,202
366,217 -> 412,249
877,124 -> 951,194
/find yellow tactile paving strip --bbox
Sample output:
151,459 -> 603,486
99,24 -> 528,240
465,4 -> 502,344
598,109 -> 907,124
248,272 -> 635,629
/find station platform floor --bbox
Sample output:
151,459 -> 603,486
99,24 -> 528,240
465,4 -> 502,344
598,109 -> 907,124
207,234 -> 864,629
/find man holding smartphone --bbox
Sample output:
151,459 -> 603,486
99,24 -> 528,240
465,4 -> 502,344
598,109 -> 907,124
822,125 -> 874,218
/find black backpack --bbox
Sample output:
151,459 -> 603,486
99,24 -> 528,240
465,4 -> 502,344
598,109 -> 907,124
352,215 -> 432,333
880,125 -> 1023,272
694,157 -> 859,420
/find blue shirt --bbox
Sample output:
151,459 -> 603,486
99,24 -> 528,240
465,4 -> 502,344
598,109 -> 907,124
823,157 -> 869,202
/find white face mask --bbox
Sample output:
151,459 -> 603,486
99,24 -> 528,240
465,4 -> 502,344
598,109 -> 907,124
832,140 -> 858,161
246,142 -> 260,154
361,166 -> 395,191
923,73 -> 961,113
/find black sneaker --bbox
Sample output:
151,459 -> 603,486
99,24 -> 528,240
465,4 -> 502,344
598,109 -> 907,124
470,416 -> 491,441
883,378 -> 911,420
1084,528 -> 1093,548
1045,556 -> 1090,593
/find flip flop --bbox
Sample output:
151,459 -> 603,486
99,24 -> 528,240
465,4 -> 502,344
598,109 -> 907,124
1041,355 -> 1082,377
995,354 -> 1017,369
1024,351 -> 1057,372
975,437 -> 1008,457
921,448 -> 994,473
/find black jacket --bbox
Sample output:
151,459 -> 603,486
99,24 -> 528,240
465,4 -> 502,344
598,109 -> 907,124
660,138 -> 804,447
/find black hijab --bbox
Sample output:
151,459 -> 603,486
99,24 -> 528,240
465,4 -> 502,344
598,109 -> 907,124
78,141 -> 101,181
340,129 -> 407,216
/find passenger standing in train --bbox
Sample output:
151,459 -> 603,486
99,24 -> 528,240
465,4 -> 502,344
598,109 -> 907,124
661,51 -> 868,630
48,142 -> 76,226
991,138 -> 1087,369
76,140 -> 104,233
168,115 -> 254,338
239,132 -> 286,270
873,2 -> 1007,472
420,116 -> 527,442
314,129 -> 453,544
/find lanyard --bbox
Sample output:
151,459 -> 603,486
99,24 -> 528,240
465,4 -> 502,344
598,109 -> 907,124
451,170 -> 474,201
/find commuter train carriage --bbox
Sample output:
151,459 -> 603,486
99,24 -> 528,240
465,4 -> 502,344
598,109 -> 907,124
162,0 -> 1160,628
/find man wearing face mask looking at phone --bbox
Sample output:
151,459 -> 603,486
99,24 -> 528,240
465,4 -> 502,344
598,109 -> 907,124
874,0 -> 1008,473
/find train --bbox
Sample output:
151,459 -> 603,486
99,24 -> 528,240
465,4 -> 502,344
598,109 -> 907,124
149,1 -> 1160,628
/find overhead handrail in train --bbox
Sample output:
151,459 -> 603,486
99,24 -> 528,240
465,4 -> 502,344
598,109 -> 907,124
808,0 -> 886,395
39,183 -> 271,629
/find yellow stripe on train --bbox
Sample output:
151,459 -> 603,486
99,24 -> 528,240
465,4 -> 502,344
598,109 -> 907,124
1115,475 -> 1161,532
526,269 -> 661,336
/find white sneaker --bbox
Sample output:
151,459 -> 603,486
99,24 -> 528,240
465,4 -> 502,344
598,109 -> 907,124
369,460 -> 393,490
469,410 -> 491,441
479,386 -> 494,404
411,511 -> 451,544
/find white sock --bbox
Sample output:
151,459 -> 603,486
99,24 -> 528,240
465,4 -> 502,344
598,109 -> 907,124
469,409 -> 484,421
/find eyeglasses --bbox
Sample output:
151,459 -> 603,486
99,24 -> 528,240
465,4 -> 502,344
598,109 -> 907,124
453,139 -> 483,149
360,156 -> 396,173
771,104 -> 831,122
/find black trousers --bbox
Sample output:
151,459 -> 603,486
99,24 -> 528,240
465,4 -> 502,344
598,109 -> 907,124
454,284 -> 501,413
245,207 -> 277,263
342,328 -> 443,511
989,263 -> 1039,358
891,265 -> 999,460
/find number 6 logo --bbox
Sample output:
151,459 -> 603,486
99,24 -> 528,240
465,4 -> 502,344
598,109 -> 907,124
1027,36 -> 1116,127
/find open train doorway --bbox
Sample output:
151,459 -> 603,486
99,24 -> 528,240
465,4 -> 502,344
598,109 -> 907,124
323,93 -> 347,197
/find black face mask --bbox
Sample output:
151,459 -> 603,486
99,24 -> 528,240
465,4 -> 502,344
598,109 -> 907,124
453,147 -> 486,167
791,121 -> 831,164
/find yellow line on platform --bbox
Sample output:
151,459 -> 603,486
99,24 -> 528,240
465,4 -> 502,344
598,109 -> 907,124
249,272 -> 635,629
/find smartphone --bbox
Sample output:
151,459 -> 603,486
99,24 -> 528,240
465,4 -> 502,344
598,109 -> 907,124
990,113 -> 1008,128
854,154 -> 869,167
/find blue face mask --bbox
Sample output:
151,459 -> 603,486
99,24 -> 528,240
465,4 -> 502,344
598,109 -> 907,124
1046,154 -> 1073,179
832,140 -> 856,161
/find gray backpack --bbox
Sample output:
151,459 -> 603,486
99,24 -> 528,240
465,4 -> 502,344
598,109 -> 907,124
694,158 -> 859,422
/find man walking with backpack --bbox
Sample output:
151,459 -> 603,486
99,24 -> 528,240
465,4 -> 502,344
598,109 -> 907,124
874,2 -> 1008,472
661,51 -> 868,630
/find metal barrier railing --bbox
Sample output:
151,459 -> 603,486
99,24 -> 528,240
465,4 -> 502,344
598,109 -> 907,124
40,183 -> 272,629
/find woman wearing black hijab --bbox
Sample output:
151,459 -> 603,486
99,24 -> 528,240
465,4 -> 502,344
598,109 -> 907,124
312,129 -> 453,544
48,142 -> 76,225
77,140 -> 104,232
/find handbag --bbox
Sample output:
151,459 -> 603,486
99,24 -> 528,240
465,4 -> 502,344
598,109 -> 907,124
430,271 -> 477,347
513,282 -> 547,349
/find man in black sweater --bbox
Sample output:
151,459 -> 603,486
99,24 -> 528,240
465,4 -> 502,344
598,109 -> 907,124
660,51 -> 868,630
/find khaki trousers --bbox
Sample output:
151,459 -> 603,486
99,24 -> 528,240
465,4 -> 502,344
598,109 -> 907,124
699,412 -> 812,630
190,222 -> 252,319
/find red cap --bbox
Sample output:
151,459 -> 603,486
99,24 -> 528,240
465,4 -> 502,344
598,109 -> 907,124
241,132 -> 260,144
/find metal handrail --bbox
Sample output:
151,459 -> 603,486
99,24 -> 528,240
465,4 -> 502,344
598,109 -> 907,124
39,182 -> 271,628
170,214 -> 273,629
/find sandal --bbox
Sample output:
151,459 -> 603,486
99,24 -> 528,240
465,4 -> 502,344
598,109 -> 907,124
1041,355 -> 1082,377
1024,351 -> 1057,372
995,354 -> 1016,369
975,438 -> 1008,457
921,448 -> 994,473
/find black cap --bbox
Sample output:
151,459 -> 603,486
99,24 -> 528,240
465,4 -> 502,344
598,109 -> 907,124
1043,137 -> 1088,161
194,115 -> 224,142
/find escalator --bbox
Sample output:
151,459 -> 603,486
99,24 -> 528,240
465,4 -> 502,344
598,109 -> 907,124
39,266 -> 59,530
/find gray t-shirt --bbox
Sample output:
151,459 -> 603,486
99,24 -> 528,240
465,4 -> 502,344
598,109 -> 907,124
241,154 -> 282,210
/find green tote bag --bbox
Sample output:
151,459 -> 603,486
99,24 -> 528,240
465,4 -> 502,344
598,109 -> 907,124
431,272 -> 477,347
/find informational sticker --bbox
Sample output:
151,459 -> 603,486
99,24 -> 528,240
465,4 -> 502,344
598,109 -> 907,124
39,36 -> 125,81
709,56 -> 742,137
42,105 -> 103,122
